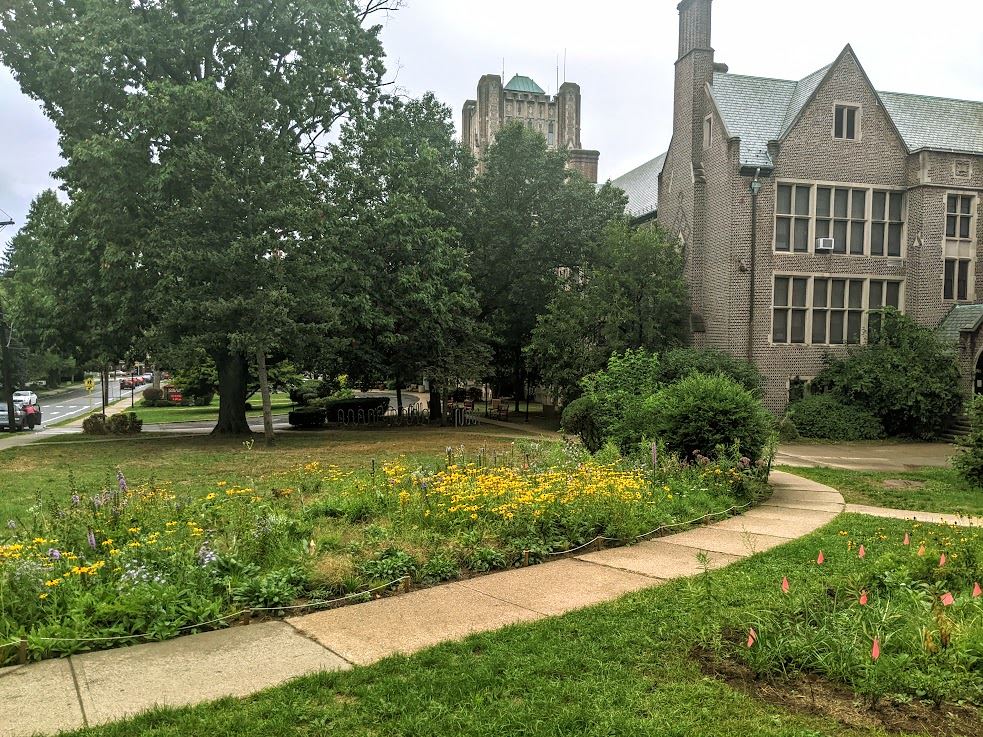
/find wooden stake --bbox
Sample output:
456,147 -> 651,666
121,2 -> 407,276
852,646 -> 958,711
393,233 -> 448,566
402,576 -> 411,593
523,550 -> 530,567
18,638 -> 27,665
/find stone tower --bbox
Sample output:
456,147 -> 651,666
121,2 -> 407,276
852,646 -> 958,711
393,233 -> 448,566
462,73 -> 600,182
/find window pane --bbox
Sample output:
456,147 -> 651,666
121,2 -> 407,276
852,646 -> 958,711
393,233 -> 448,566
872,191 -> 886,220
947,194 -> 958,213
794,218 -> 810,251
776,217 -> 791,250
946,215 -> 957,238
889,192 -> 903,221
848,279 -> 864,308
869,280 -> 882,307
944,259 -> 955,300
833,220 -> 848,252
773,310 -> 788,342
774,277 -> 789,307
791,310 -> 806,343
816,188 -> 831,217
777,185 -> 792,214
886,282 -> 900,307
868,312 -> 882,340
813,278 -> 828,307
829,312 -> 844,343
850,222 -> 865,254
847,311 -> 862,343
870,223 -> 885,255
834,189 -> 848,217
888,224 -> 902,257
957,260 -> 969,301
831,279 -> 845,307
959,215 -> 970,239
791,278 -> 808,306
960,196 -> 972,215
816,219 -> 830,238
834,107 -> 844,138
851,189 -> 866,219
794,186 -> 810,216
846,107 -> 856,139
812,310 -> 827,343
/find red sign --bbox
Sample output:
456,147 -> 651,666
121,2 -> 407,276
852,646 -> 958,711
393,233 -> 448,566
169,393 -> 183,402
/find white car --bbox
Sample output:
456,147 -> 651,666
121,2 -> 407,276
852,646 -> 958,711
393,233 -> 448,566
12,390 -> 38,406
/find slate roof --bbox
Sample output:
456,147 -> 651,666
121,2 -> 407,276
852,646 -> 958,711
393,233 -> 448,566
936,304 -> 983,343
708,58 -> 983,168
504,74 -> 545,94
608,151 -> 667,220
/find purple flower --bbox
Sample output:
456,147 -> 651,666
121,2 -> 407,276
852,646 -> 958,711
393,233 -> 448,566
116,469 -> 128,494
48,548 -> 61,560
87,529 -> 97,550
197,542 -> 218,566
92,495 -> 102,510
71,494 -> 81,507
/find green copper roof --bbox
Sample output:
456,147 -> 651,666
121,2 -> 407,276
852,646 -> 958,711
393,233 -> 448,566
505,74 -> 545,94
937,304 -> 983,343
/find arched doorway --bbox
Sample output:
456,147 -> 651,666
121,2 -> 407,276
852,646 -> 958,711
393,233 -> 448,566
975,351 -> 983,395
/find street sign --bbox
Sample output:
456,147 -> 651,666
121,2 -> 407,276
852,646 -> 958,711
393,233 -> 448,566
83,377 -> 95,392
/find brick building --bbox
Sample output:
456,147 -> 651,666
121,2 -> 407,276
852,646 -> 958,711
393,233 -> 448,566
462,73 -> 600,183
611,0 -> 983,412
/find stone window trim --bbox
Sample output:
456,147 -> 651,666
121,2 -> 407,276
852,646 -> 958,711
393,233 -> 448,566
773,179 -> 906,258
770,273 -> 904,347
833,102 -> 861,142
703,113 -> 713,149
943,191 -> 978,303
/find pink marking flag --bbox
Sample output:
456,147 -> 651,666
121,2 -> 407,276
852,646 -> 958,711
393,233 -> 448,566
939,553 -> 946,567
941,592 -> 955,607
781,576 -> 790,594
747,627 -> 758,648
903,532 -> 910,546
859,590 -> 868,606
871,637 -> 880,661
817,550 -> 825,565
917,544 -> 926,557
973,582 -> 981,598
858,544 -> 866,559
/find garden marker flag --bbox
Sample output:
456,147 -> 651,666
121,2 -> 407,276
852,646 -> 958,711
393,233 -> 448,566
903,532 -> 910,546
871,637 -> 880,661
939,553 -> 946,567
747,628 -> 757,648
859,590 -> 868,606
974,582 -> 982,598
858,544 -> 865,559
817,550 -> 824,565
941,592 -> 955,606
781,576 -> 790,593
917,544 -> 926,556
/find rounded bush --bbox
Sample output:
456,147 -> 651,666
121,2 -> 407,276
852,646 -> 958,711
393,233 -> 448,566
777,415 -> 800,442
287,407 -> 327,428
82,413 -> 108,435
655,348 -> 763,394
646,372 -> 772,462
560,396 -> 603,452
785,394 -> 885,441
142,387 -> 163,402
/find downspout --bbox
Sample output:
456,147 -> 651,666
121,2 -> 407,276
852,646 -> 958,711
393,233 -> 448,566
747,169 -> 762,363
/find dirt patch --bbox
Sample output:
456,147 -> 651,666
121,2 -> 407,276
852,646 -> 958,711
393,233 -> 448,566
694,647 -> 980,737
882,479 -> 927,490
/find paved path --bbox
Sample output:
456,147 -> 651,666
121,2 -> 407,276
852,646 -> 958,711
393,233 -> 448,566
0,470 -> 845,736
844,503 -> 981,527
776,441 -> 953,471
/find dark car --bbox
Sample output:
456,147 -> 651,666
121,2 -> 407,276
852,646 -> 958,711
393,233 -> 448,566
0,405 -> 27,431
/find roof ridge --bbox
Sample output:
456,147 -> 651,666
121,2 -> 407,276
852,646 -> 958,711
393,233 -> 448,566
713,71 -> 797,85
879,89 -> 983,106
610,151 -> 667,180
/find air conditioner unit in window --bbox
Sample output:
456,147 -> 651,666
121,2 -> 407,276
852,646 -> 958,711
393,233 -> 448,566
815,237 -> 835,252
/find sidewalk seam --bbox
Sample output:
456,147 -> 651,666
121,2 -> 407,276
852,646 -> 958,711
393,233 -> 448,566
283,620 -> 355,667
453,580 -> 560,618
67,656 -> 89,728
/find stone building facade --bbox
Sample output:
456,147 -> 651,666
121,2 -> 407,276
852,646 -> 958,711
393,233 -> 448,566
462,73 -> 600,183
612,0 -> 983,412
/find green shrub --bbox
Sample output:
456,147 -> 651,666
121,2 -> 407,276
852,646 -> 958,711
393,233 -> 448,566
646,373 -> 772,462
142,387 -> 163,402
560,396 -> 603,452
81,413 -> 108,435
785,394 -> 884,441
953,395 -> 983,488
811,309 -> 962,439
106,412 -> 143,435
655,347 -> 763,394
312,396 -> 390,422
777,415 -> 800,442
360,547 -> 417,581
287,407 -> 327,428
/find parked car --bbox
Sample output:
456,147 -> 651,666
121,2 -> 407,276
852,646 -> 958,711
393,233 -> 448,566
0,405 -> 27,431
120,377 -> 135,390
12,390 -> 38,405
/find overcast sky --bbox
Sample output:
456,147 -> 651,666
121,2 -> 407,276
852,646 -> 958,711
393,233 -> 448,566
2,0 -> 982,243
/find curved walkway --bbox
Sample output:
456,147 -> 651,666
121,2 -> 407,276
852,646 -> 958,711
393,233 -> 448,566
1,470 -> 844,736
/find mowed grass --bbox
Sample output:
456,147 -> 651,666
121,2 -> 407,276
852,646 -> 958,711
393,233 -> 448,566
0,426 -> 538,520
126,392 -> 294,425
64,515 -> 967,737
781,465 -> 983,517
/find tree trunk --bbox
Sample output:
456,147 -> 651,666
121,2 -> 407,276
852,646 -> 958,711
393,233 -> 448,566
212,349 -> 251,435
395,372 -> 403,416
101,365 -> 109,414
0,315 -> 16,431
256,349 -> 275,447
428,379 -> 443,425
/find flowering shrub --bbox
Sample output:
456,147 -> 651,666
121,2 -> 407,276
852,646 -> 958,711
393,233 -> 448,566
0,441 -> 764,663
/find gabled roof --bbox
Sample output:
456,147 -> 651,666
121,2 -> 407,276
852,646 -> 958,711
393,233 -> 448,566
937,304 -> 983,343
504,74 -> 545,94
708,48 -> 983,168
608,151 -> 667,220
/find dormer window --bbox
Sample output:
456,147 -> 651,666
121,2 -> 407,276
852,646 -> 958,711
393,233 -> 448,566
834,104 -> 859,140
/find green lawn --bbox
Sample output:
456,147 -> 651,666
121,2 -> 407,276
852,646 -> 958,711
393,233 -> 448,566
781,465 -> 983,516
0,426 -> 531,521
126,393 -> 294,425
64,514 -> 981,737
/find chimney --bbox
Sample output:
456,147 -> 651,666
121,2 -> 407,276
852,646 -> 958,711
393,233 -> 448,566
677,0 -> 712,61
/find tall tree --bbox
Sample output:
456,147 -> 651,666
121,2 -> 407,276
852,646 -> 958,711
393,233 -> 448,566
526,222 -> 690,404
0,0 -> 389,433
468,123 -> 626,404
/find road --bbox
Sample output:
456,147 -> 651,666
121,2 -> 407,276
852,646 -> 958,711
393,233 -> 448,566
38,381 -> 146,425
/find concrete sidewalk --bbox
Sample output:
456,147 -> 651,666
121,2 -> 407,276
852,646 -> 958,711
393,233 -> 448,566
0,470 -> 843,736
776,441 -> 953,471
